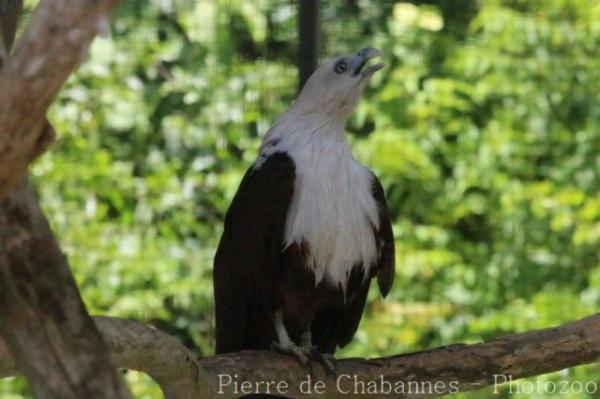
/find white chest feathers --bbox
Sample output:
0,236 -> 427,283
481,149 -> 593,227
257,125 -> 380,289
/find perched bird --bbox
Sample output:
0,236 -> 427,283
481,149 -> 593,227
214,47 -> 395,365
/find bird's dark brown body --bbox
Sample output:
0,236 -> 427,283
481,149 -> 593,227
214,153 -> 394,355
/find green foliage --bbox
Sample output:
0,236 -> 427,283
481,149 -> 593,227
2,0 -> 599,397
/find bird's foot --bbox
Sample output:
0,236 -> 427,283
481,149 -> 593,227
271,341 -> 337,374
271,341 -> 311,365
309,348 -> 337,373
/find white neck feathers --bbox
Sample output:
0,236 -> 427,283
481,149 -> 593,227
256,112 -> 380,290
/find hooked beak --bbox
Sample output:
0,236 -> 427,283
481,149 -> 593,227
353,47 -> 385,78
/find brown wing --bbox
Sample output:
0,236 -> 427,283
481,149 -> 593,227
371,173 -> 395,297
213,152 -> 295,354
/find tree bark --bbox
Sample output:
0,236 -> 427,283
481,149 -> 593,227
0,0 -> 130,397
0,180 -> 132,398
0,0 -> 118,201
1,313 -> 597,398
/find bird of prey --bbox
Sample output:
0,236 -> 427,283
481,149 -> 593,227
214,47 -> 395,365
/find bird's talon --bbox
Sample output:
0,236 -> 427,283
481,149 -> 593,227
271,341 -> 310,365
309,350 -> 337,373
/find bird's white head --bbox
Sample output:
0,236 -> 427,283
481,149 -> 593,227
291,47 -> 385,121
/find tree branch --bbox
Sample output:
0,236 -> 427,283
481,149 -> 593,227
0,0 -> 118,201
1,313 -> 597,398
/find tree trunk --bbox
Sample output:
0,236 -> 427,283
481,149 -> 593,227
0,0 -> 130,397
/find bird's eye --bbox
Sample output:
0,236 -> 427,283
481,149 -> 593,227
334,60 -> 348,74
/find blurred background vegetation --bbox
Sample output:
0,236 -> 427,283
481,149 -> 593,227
2,0 -> 599,397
